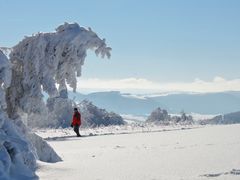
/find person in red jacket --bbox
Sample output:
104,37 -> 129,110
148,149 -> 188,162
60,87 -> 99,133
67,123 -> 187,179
71,108 -> 82,137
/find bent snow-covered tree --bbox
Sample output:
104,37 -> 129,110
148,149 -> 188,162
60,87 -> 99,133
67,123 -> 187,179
7,22 -> 111,117
1,22 -> 111,178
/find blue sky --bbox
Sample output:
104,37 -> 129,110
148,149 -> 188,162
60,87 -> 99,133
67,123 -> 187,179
1,0 -> 240,93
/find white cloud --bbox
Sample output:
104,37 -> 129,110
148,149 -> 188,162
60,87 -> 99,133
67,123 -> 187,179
75,76 -> 240,94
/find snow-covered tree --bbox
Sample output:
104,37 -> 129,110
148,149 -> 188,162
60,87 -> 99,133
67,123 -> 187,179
146,107 -> 193,125
7,22 -> 111,118
0,22 -> 111,178
146,107 -> 170,124
79,100 -> 125,127
9,23 -> 111,131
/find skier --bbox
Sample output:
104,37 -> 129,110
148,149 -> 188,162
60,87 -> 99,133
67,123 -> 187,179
71,108 -> 82,137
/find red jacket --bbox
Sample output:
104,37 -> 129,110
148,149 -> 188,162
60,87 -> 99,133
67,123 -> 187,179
71,112 -> 81,126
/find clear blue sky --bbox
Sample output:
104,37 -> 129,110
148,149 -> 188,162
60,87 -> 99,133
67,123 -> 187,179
1,0 -> 240,83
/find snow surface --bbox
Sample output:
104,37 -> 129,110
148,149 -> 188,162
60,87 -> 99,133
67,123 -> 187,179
36,124 -> 240,180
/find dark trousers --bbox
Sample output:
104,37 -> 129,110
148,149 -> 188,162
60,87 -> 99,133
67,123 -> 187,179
73,125 -> 81,136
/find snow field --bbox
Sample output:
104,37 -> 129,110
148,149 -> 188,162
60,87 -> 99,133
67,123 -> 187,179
36,124 -> 240,180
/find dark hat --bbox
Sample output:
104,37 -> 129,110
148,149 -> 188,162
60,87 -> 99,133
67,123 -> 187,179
74,108 -> 78,111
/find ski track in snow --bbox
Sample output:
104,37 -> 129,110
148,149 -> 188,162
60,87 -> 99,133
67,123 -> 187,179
36,124 -> 240,180
201,168 -> 240,178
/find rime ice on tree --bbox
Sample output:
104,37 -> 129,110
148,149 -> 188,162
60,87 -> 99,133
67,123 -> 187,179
7,22 -> 111,117
0,22 -> 111,179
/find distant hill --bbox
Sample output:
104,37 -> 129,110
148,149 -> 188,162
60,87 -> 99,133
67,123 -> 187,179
68,91 -> 161,115
68,91 -> 240,116
151,91 -> 240,114
202,111 -> 240,124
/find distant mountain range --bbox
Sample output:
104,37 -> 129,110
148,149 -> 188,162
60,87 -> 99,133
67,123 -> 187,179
68,91 -> 240,116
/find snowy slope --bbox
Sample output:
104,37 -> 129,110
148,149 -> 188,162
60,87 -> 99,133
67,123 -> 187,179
36,125 -> 240,180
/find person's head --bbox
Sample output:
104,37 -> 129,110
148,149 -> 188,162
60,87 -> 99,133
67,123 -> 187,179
74,108 -> 78,112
